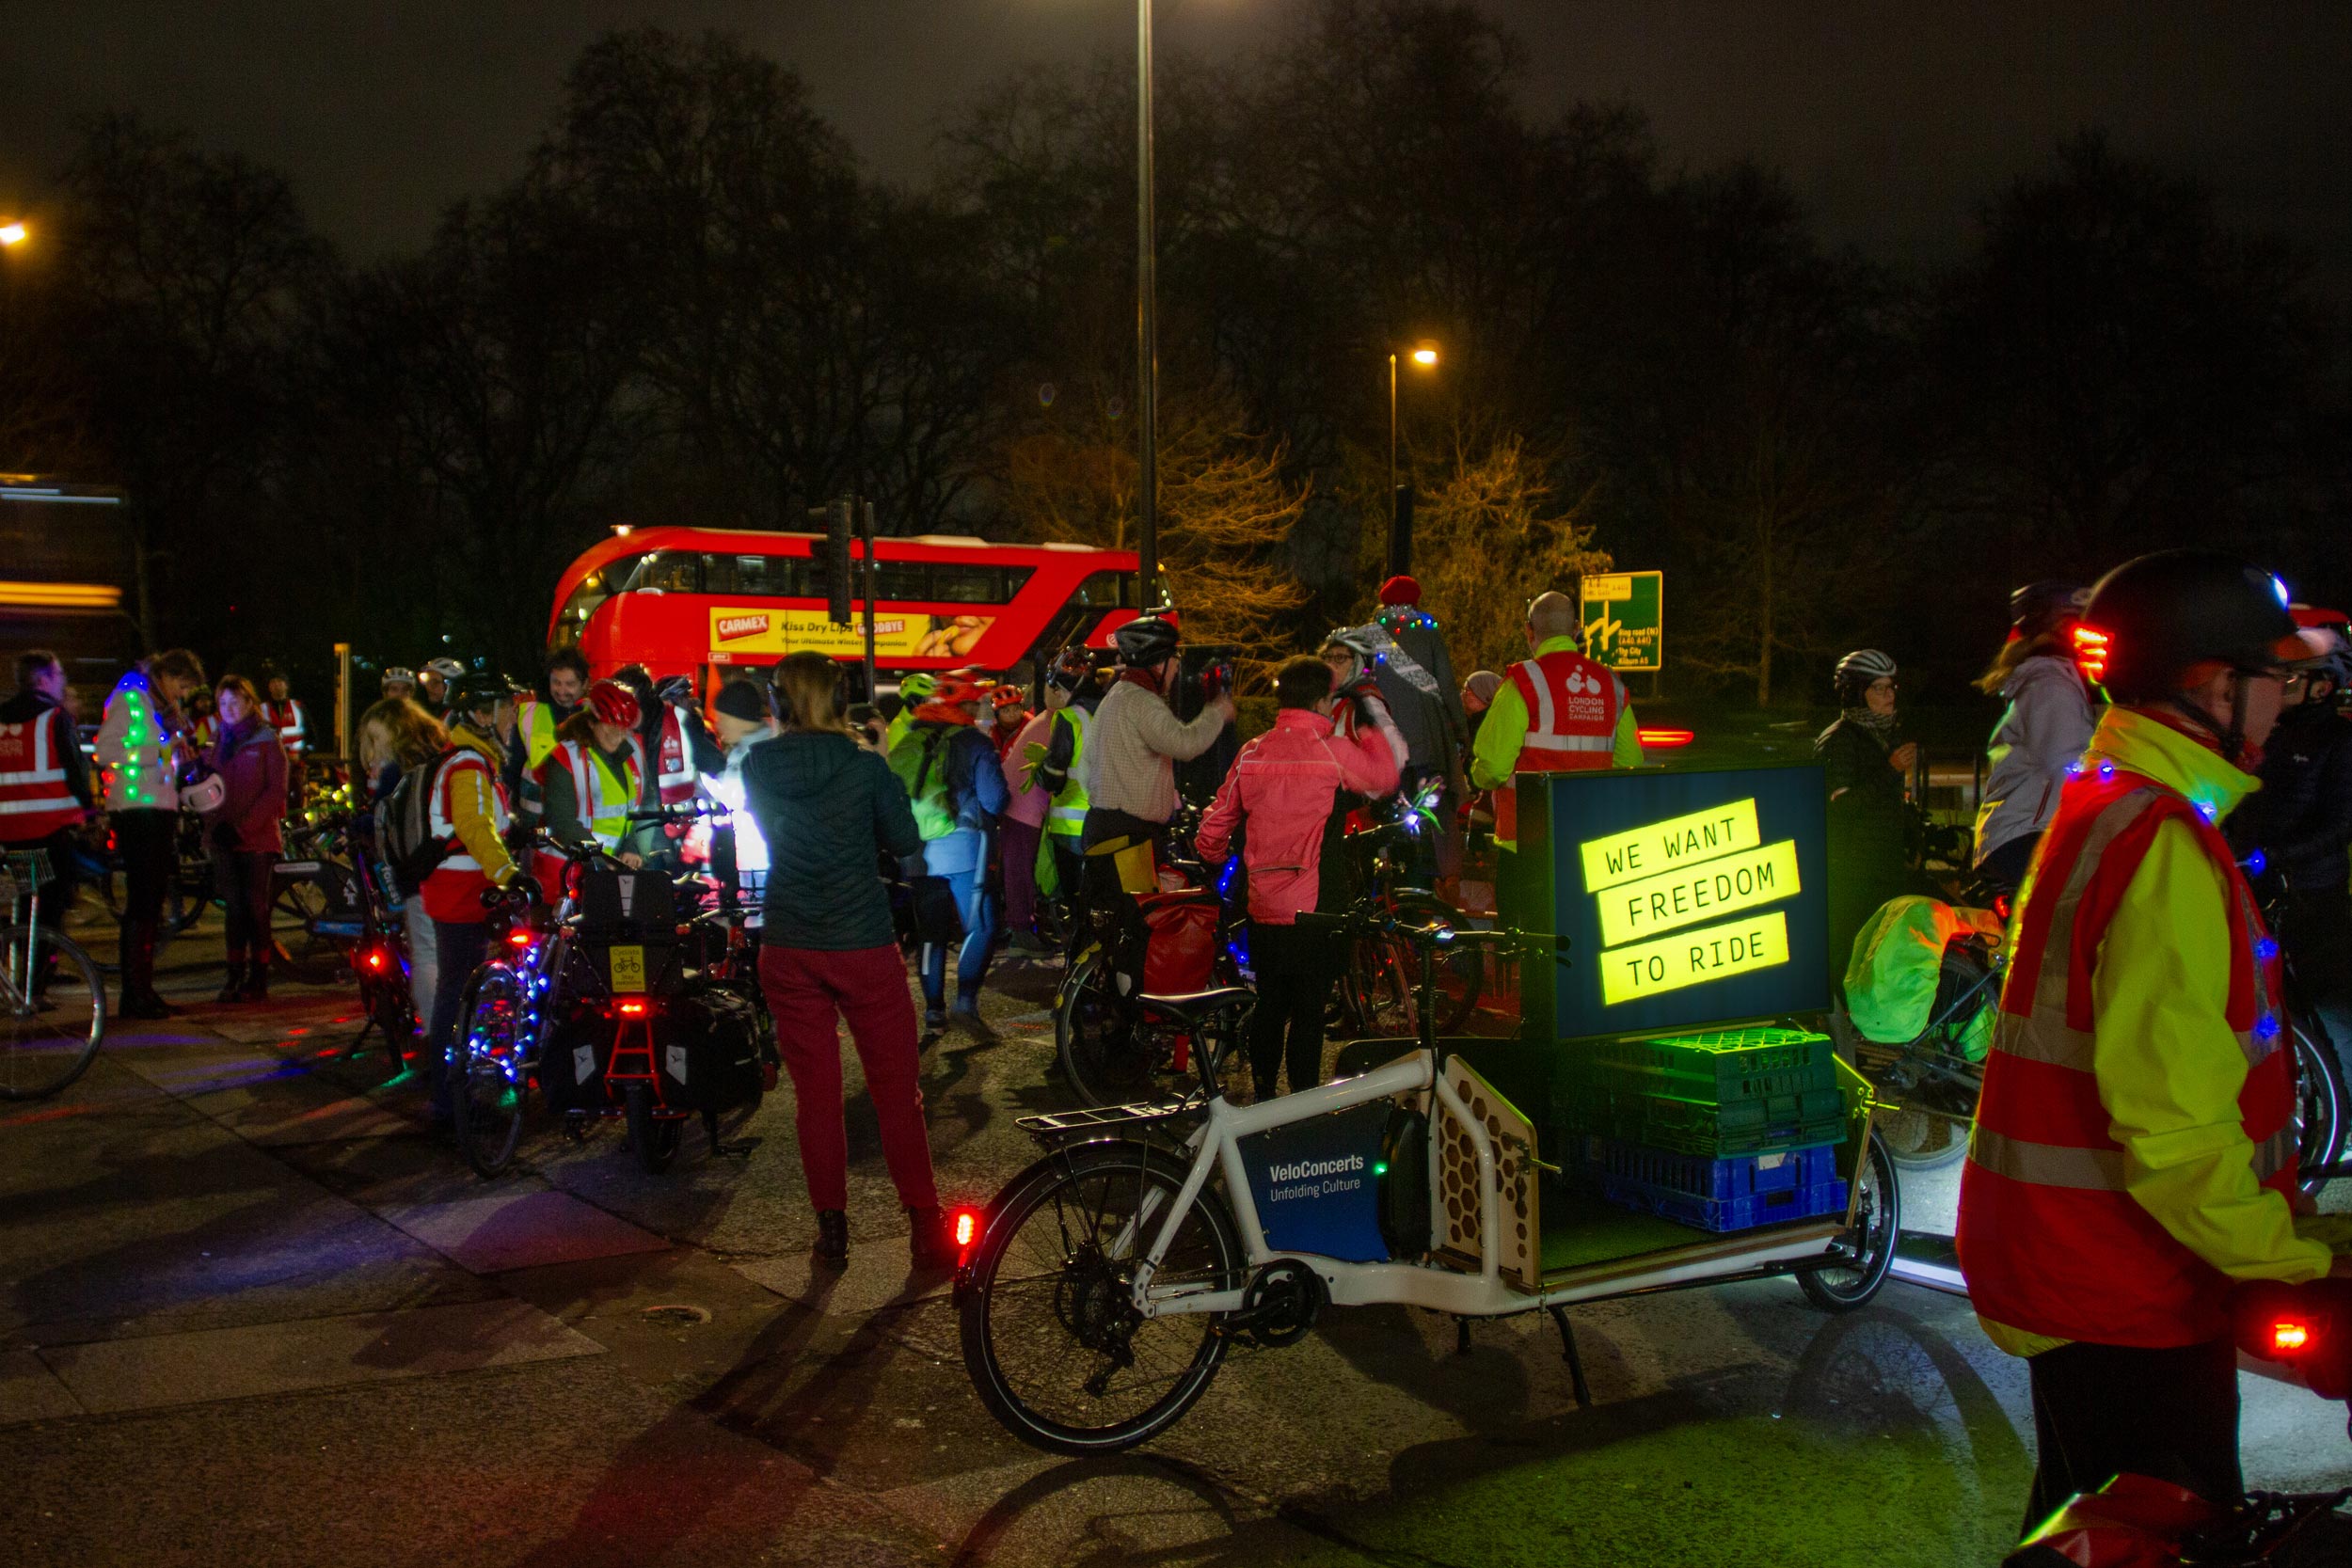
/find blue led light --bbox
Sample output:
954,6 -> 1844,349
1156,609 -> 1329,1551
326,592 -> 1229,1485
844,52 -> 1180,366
2255,938 -> 2280,961
2255,1014 -> 2281,1040
2249,849 -> 2268,875
2067,763 -> 2085,777
2197,800 -> 2217,822
2098,761 -> 2116,780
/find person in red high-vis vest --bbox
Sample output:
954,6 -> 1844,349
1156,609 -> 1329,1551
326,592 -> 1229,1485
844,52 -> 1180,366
1955,549 -> 2350,1532
1467,589 -> 1644,926
0,651 -> 98,991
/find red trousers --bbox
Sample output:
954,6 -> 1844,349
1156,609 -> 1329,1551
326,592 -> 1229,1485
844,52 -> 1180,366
758,942 -> 939,1212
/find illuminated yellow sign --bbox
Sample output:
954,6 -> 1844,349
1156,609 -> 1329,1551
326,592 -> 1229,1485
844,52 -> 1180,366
1596,840 -> 1802,948
1600,911 -> 1791,1005
1581,798 -> 1760,893
609,944 -> 646,993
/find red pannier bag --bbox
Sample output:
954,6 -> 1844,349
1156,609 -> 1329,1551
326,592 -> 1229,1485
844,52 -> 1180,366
1139,890 -> 1219,995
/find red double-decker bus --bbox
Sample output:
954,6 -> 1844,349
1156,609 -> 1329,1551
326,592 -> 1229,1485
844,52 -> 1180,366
548,527 -> 1168,687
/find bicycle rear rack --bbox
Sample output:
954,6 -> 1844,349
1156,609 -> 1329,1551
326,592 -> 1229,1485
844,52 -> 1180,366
1017,1100 -> 1195,1148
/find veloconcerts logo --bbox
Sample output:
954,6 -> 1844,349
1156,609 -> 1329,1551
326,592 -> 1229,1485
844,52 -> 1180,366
1267,1152 -> 1365,1183
715,613 -> 771,642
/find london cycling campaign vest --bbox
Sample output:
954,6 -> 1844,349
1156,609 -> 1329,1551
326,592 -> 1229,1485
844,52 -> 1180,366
1045,707 -> 1089,838
1956,769 -> 2298,1349
0,708 -> 82,840
654,708 -> 697,806
1495,648 -> 1627,847
263,698 -> 307,754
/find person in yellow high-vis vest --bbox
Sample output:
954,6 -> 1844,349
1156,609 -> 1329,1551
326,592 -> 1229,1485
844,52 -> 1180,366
512,648 -> 590,822
537,680 -> 650,882
1033,647 -> 1098,946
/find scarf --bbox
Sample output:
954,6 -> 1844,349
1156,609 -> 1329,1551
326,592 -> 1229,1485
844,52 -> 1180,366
1117,667 -> 1166,697
1842,706 -> 1899,747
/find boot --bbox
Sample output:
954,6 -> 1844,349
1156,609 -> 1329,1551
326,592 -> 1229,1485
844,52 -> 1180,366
812,1209 -> 850,1271
908,1206 -> 959,1273
119,918 -> 175,1020
238,958 -> 269,1003
216,950 -> 247,1005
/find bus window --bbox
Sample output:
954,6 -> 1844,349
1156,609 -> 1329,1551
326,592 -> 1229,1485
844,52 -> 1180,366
627,551 -> 703,594
935,562 -> 1036,603
1071,570 -> 1137,610
870,560 -> 930,601
551,550 -> 646,646
707,552 -> 807,596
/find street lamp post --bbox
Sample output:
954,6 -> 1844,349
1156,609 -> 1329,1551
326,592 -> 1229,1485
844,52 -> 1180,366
1389,341 -> 1438,578
1136,0 -> 1160,613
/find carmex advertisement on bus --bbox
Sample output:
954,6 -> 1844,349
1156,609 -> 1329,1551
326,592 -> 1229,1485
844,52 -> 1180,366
705,608 -> 997,664
1518,764 -> 1829,1042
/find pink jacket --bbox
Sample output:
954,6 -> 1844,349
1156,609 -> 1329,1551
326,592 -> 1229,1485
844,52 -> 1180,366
1197,707 -> 1400,925
1003,709 -> 1055,829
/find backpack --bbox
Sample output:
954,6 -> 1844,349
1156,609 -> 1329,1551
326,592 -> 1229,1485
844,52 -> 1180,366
377,748 -> 459,896
887,724 -> 961,841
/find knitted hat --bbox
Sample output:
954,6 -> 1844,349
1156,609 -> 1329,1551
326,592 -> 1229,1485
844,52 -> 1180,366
1378,575 -> 1422,607
1463,670 -> 1502,712
713,679 -> 768,722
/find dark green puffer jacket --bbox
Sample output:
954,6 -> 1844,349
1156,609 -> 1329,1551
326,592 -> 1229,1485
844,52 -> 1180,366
743,731 -> 921,951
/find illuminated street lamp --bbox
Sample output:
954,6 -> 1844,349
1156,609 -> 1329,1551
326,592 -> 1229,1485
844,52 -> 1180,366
0,221 -> 26,247
1389,340 -> 1439,576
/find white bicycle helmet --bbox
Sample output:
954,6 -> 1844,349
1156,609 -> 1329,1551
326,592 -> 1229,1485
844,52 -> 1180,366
1833,648 -> 1898,704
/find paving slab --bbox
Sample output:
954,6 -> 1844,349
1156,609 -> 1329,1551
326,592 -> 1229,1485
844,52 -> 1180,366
0,1348 -> 84,1424
39,1296 -> 603,1415
186,1074 -> 419,1146
377,1188 -> 672,1275
732,1249 -> 954,1317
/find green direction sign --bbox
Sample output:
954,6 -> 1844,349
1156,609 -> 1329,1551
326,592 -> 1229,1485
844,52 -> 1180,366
1581,571 -> 1662,672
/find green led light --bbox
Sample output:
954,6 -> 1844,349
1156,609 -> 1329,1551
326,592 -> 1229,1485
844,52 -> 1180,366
1373,1162 -> 1389,1177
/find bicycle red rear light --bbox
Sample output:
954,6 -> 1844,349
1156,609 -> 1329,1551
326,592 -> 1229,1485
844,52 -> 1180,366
506,928 -> 532,949
2072,624 -> 2111,683
363,948 -> 387,972
2274,1320 -> 2312,1353
617,998 -> 648,1017
953,1209 -> 978,1250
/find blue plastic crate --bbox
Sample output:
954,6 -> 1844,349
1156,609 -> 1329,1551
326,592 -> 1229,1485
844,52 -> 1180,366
1586,1138 -> 1849,1232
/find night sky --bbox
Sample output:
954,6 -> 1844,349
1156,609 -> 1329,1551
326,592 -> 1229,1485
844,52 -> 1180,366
2,2 -> 2347,293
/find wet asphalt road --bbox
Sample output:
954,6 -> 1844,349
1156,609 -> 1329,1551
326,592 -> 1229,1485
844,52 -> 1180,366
3,909 -> 2346,1568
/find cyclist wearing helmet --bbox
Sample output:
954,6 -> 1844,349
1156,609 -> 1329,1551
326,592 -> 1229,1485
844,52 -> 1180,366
885,672 -> 936,754
2232,608 -> 2352,1097
512,648 -> 591,823
540,678 -> 652,877
1817,649 -> 1918,994
1974,580 -> 2098,890
381,666 -> 417,703
1955,549 -> 2347,1531
888,671 -> 1009,1031
421,672 -> 532,1133
998,674 -> 1059,955
418,656 -> 466,718
1082,615 -> 1234,867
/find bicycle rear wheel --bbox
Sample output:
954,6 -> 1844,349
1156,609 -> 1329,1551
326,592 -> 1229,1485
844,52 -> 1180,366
0,927 -> 106,1101
961,1142 -> 1241,1453
452,967 -> 527,1178
1342,894 -> 1481,1037
1056,952 -> 1193,1108
2294,1023 -> 2344,1195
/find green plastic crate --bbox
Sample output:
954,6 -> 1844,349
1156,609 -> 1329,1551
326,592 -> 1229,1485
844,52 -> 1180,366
1586,1083 -> 1849,1160
1582,1026 -> 1837,1106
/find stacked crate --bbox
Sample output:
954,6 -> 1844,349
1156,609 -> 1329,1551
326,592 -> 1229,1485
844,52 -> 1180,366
1565,1026 -> 1851,1232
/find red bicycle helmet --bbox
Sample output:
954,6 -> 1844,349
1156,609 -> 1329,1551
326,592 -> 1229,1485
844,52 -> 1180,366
930,672 -> 991,708
586,678 -> 642,729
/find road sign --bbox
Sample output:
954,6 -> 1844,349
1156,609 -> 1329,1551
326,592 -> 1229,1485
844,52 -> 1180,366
1581,571 -> 1662,673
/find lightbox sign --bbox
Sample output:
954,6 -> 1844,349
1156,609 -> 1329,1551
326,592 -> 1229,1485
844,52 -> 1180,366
1520,765 -> 1829,1041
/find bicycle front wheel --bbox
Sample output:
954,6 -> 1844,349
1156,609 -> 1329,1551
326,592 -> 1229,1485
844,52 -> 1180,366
2294,1023 -> 2344,1194
1343,894 -> 1482,1037
0,927 -> 106,1101
961,1141 -> 1242,1454
452,967 -> 527,1178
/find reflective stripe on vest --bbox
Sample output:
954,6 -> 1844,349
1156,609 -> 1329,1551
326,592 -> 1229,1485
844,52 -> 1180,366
425,751 -> 510,875
0,711 -> 82,838
1493,651 -> 1623,846
266,699 -> 307,752
552,737 -> 642,849
1955,772 -> 2298,1348
516,701 -> 562,815
1045,707 -> 1089,836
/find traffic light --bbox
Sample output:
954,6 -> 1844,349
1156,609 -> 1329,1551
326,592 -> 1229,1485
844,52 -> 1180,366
825,499 -> 853,626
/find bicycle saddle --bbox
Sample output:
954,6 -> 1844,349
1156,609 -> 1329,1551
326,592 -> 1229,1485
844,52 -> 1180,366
1138,987 -> 1256,1026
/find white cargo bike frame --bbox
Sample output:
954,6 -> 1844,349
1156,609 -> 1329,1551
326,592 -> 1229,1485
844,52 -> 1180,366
1118,1041 -> 1859,1323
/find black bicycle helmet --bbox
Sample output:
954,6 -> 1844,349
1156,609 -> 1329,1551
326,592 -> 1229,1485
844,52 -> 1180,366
1833,648 -> 1898,705
446,671 -> 518,716
2010,580 -> 2090,638
1112,615 -> 1181,667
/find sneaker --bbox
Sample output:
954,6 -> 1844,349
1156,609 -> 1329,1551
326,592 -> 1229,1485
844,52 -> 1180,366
923,1008 -> 947,1034
813,1209 -> 850,1270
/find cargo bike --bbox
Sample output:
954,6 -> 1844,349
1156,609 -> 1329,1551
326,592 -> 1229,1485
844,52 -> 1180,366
957,765 -> 1901,1453
449,830 -> 772,1179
